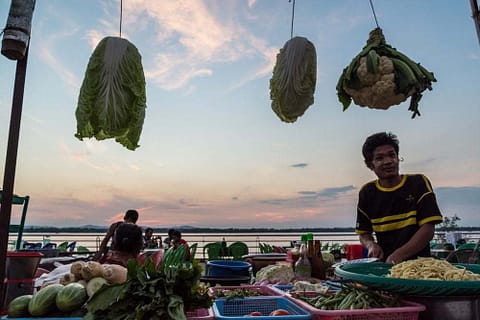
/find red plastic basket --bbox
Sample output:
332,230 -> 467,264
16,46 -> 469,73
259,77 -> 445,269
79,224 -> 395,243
185,308 -> 214,320
208,285 -> 282,297
286,292 -> 425,320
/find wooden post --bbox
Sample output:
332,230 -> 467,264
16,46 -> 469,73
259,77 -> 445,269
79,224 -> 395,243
0,0 -> 35,308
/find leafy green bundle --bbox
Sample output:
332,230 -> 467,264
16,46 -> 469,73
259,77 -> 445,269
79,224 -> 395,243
84,244 -> 212,320
337,28 -> 436,118
270,36 -> 317,123
75,36 -> 147,150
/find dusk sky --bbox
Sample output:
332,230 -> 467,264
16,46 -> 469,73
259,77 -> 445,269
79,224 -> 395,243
1,1 -> 479,229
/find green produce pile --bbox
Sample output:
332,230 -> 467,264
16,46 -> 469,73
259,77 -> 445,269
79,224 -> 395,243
8,244 -> 213,320
7,283 -> 87,318
337,28 -> 436,118
211,288 -> 263,300
84,244 -> 212,320
294,283 -> 400,310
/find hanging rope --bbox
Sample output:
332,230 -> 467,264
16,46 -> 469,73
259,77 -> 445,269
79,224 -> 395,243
289,0 -> 296,38
369,0 -> 380,29
119,0 -> 123,37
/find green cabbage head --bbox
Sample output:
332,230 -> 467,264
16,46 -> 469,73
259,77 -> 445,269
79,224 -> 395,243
75,36 -> 146,150
270,36 -> 316,123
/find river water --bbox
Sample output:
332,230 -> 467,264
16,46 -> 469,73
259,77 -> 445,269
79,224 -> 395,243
10,230 -> 480,257
10,231 -> 359,253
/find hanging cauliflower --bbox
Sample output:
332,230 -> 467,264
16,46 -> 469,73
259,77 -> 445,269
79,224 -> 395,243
337,28 -> 436,118
75,36 -> 147,150
270,36 -> 317,123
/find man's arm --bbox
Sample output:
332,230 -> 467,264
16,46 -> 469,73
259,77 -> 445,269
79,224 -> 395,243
93,223 -> 117,260
386,223 -> 435,263
359,233 -> 384,261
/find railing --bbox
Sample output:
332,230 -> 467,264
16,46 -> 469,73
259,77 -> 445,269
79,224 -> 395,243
8,231 -> 480,260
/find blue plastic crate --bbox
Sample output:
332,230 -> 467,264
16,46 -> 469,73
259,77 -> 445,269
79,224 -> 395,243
213,296 -> 311,320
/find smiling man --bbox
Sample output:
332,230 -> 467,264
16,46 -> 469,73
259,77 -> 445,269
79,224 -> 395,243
355,132 -> 443,263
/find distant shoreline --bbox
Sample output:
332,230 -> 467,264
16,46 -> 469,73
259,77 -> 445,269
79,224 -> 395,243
22,226 -> 480,233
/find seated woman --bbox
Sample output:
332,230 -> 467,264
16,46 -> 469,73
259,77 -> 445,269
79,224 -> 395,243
171,229 -> 191,260
99,223 -> 143,267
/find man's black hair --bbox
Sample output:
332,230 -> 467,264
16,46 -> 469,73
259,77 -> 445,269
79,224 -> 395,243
167,228 -> 175,236
362,132 -> 399,167
124,209 -> 139,223
145,227 -> 153,233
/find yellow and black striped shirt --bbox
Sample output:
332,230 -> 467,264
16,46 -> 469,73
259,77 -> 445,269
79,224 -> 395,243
355,174 -> 443,259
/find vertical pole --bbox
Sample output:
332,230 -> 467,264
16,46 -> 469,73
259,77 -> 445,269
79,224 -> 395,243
471,0 -> 480,46
0,0 -> 36,307
0,47 -> 29,309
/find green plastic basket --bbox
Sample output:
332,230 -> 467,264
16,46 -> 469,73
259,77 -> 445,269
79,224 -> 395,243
334,262 -> 480,296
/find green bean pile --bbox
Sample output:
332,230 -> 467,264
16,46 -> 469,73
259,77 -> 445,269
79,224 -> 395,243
294,284 -> 400,310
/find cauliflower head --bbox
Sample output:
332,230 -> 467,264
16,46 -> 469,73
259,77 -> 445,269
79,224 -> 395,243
344,56 -> 406,110
254,264 -> 295,284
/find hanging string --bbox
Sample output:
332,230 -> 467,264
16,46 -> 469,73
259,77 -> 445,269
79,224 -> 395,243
289,0 -> 296,38
119,0 -> 123,37
369,0 -> 380,28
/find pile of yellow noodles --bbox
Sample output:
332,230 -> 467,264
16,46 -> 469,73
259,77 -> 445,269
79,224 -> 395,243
388,257 -> 480,281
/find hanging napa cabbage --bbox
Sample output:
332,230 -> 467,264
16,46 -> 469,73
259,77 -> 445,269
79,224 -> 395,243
75,36 -> 147,150
269,36 -> 317,123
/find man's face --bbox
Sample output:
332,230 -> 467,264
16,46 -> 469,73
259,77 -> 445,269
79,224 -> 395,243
370,145 -> 399,179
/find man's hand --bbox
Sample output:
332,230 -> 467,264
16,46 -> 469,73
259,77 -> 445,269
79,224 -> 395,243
366,242 -> 384,260
385,251 -> 404,264
359,233 -> 384,261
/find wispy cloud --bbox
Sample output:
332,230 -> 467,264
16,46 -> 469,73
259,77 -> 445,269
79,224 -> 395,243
36,34 -> 81,91
114,1 -> 277,90
467,51 -> 480,60
291,163 -> 308,168
261,185 -> 356,207
317,186 -> 356,197
434,186 -> 480,226
435,186 -> 480,206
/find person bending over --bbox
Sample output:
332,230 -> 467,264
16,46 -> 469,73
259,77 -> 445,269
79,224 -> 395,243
355,132 -> 443,263
94,209 -> 139,261
99,223 -> 143,267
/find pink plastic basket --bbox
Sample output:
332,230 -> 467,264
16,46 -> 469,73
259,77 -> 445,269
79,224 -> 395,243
208,285 -> 282,297
185,308 -> 214,320
286,292 -> 425,320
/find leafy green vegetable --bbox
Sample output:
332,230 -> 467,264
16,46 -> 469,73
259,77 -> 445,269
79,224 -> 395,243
211,289 -> 262,300
75,36 -> 147,150
85,245 -> 212,320
270,36 -> 317,123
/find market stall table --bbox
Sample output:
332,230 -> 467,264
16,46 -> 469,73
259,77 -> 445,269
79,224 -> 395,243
335,262 -> 480,320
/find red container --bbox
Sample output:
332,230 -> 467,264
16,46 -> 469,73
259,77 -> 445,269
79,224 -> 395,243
6,252 -> 43,279
344,245 -> 364,261
186,308 -> 214,320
